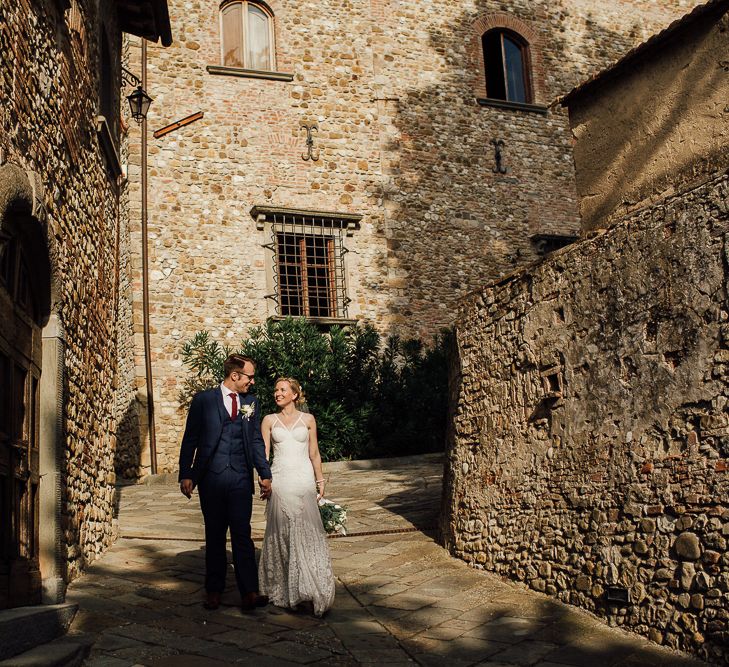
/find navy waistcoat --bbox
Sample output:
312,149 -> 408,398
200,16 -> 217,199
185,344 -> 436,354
208,414 -> 248,473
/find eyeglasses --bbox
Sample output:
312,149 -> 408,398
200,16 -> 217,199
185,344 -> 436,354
234,371 -> 255,381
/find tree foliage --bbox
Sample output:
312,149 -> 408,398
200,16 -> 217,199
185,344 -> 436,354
179,318 -> 452,461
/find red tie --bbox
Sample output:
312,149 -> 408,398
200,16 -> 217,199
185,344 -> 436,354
229,393 -> 237,421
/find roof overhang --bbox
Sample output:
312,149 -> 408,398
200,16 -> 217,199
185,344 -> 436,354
118,0 -> 173,47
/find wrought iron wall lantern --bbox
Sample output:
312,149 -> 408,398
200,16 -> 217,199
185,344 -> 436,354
122,66 -> 153,123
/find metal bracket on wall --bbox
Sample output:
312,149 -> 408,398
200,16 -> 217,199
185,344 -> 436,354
301,123 -> 320,162
491,138 -> 507,174
121,65 -> 142,88
153,111 -> 204,139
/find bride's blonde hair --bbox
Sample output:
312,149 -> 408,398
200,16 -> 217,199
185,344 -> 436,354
275,377 -> 305,407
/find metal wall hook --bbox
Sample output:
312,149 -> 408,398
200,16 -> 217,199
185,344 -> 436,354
491,138 -> 507,174
302,123 -> 320,161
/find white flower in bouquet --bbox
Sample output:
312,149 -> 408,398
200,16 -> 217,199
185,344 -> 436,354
318,497 -> 348,535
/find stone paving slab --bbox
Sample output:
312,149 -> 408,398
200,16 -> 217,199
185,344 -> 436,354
0,603 -> 79,661
63,458 -> 709,666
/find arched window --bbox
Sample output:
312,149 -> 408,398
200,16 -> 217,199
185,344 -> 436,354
220,1 -> 274,71
482,29 -> 531,104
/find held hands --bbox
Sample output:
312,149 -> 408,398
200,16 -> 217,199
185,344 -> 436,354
180,479 -> 195,499
259,478 -> 272,500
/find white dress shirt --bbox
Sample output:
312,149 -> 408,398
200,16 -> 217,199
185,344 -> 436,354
220,383 -> 239,419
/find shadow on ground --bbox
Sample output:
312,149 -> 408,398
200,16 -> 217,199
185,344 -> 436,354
67,537 -> 706,666
65,459 -> 709,666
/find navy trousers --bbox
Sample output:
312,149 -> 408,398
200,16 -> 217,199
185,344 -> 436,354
198,467 -> 257,595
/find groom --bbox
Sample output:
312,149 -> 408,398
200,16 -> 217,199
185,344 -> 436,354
178,354 -> 272,611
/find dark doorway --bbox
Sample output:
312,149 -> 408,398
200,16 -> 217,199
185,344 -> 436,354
0,224 -> 43,608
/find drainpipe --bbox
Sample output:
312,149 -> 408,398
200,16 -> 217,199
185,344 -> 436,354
140,38 -> 157,474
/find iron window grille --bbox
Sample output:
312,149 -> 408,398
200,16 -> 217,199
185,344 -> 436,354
251,206 -> 361,320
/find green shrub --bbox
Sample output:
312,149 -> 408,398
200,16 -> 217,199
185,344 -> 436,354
179,318 -> 452,461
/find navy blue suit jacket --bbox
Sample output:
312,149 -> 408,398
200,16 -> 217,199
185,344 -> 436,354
178,387 -> 272,487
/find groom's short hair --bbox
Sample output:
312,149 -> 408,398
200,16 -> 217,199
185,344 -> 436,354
224,354 -> 256,378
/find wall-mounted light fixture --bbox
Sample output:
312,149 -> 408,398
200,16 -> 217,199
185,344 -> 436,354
122,66 -> 153,123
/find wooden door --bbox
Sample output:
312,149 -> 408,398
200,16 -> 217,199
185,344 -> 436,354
0,235 -> 42,609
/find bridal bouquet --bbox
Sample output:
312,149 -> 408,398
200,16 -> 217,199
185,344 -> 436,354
318,498 -> 348,535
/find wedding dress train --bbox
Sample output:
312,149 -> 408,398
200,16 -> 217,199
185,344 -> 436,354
258,415 -> 335,616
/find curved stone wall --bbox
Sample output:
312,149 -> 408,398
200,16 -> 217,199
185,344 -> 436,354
443,171 -> 729,663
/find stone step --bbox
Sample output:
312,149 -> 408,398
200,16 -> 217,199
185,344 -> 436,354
0,639 -> 89,667
0,603 -> 78,661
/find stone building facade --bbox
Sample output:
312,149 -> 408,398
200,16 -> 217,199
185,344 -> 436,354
0,0 -> 170,608
443,2 -> 729,662
124,0 -> 695,473
563,0 -> 729,231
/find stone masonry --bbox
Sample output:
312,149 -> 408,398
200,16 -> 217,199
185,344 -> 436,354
0,0 -> 170,590
563,0 -> 729,232
124,0 -> 696,474
442,170 -> 729,663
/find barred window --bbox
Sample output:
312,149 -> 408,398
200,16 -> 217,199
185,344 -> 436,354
251,206 -> 361,321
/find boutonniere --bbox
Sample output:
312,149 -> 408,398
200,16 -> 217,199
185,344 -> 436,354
239,404 -> 255,420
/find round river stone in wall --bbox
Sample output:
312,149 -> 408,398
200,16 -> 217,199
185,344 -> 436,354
674,532 -> 702,560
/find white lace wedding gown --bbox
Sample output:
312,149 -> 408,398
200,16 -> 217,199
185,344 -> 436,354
258,414 -> 335,616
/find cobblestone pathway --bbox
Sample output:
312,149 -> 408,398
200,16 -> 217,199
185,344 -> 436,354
65,455 -> 707,666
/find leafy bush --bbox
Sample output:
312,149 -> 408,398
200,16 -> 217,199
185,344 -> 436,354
179,318 -> 452,461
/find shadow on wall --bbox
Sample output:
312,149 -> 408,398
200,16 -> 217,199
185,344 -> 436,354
569,7 -> 728,231
114,397 -> 146,483
371,0 -> 648,337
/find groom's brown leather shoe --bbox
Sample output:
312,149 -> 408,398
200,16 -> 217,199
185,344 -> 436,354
241,592 -> 268,611
203,592 -> 221,610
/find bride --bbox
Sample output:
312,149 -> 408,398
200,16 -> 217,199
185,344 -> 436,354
258,377 -> 335,616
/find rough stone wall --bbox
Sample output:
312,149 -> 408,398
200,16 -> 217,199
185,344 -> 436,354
113,38 -> 146,480
565,4 -> 729,231
1,0 -> 130,579
124,0 -> 693,472
443,171 -> 729,663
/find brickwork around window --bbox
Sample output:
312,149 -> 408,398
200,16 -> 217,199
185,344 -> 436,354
469,13 -> 545,104
218,0 -> 290,72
